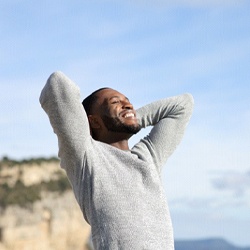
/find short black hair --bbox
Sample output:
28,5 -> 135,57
82,87 -> 109,115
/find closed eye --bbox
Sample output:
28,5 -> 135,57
111,100 -> 120,104
109,95 -> 130,104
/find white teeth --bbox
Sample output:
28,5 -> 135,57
124,113 -> 134,118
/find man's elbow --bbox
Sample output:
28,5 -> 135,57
182,93 -> 194,117
184,93 -> 194,108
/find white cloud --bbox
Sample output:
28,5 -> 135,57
211,170 -> 250,196
170,194 -> 249,210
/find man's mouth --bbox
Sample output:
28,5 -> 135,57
124,113 -> 135,118
120,111 -> 135,119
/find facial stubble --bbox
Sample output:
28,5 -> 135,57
101,115 -> 141,135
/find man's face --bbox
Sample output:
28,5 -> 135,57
94,88 -> 141,135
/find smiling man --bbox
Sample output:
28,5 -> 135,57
82,88 -> 141,149
40,71 -> 194,250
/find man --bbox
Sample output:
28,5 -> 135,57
40,71 -> 194,250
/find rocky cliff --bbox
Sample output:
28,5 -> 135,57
0,157 -> 91,250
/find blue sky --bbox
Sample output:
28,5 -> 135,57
1,0 -> 250,247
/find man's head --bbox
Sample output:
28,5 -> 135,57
82,88 -> 141,141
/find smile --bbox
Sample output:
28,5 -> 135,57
124,113 -> 135,118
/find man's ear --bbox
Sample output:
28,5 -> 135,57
88,115 -> 101,129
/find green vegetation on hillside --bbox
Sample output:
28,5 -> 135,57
0,156 -> 59,168
0,174 -> 71,209
0,156 -> 71,209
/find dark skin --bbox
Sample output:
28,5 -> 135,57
87,88 -> 140,150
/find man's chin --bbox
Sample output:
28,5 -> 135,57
102,115 -> 141,134
124,124 -> 141,135
108,124 -> 141,135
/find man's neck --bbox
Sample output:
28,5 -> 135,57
97,132 -> 132,150
109,140 -> 130,150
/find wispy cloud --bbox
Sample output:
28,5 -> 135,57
211,170 -> 250,196
170,195 -> 250,211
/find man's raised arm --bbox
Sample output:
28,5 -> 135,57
135,94 -> 194,171
39,71 -> 91,173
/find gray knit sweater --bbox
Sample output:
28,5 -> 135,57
40,72 -> 194,250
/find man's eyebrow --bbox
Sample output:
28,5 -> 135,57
109,96 -> 130,101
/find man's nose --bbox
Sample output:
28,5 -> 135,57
122,101 -> 133,109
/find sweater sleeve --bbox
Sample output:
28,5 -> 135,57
39,71 -> 92,176
135,94 -> 194,171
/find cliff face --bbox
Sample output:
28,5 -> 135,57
0,159 -> 91,250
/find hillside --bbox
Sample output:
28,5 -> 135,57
0,156 -> 91,250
